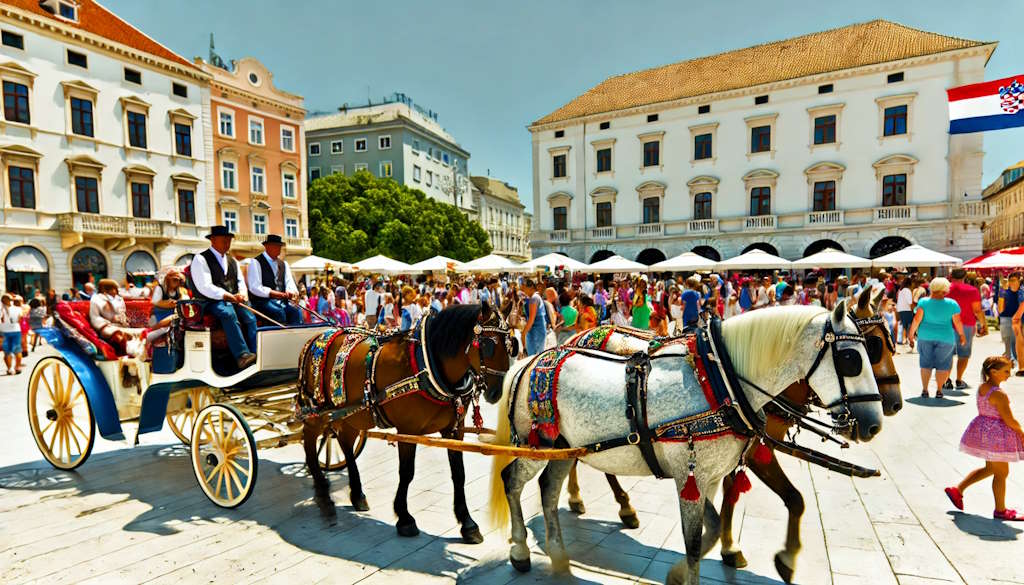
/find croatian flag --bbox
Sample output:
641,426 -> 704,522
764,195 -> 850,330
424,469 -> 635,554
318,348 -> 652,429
947,74 -> 1024,134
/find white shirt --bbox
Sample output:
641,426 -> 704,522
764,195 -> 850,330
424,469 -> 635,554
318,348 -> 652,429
896,288 -> 913,312
89,293 -> 127,331
0,305 -> 20,333
365,289 -> 381,316
190,248 -> 247,301
245,252 -> 298,299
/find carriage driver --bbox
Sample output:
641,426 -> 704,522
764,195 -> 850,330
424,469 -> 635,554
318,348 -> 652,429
246,234 -> 301,326
189,225 -> 258,370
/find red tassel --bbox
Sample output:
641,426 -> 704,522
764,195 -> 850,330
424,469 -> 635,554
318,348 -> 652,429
753,442 -> 772,465
680,472 -> 700,501
472,405 -> 483,429
527,427 -> 540,447
726,469 -> 752,504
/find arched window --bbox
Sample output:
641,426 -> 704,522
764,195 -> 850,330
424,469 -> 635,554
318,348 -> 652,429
742,242 -> 779,256
4,245 -> 49,297
589,250 -> 614,264
125,250 -> 157,285
869,236 -> 911,259
71,247 -> 107,289
803,239 -> 844,258
694,192 -> 712,220
636,248 -> 666,266
691,245 -> 721,261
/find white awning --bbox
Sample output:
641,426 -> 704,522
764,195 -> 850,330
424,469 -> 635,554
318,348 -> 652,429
649,252 -> 718,272
521,253 -> 589,272
4,246 -> 48,273
717,249 -> 791,271
871,245 -> 962,268
790,248 -> 872,269
586,255 -> 648,273
461,254 -> 530,273
350,254 -> 416,275
292,254 -> 352,274
410,255 -> 465,272
125,250 -> 157,275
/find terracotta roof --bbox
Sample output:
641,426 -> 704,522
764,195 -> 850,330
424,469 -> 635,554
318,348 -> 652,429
1,0 -> 196,69
533,20 -> 990,127
471,176 -> 523,207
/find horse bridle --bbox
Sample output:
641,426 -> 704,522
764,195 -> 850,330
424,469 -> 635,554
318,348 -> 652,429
803,318 -> 883,430
849,312 -> 901,387
470,308 -> 519,381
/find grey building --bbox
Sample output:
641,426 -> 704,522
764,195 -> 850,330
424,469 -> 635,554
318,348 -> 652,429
304,94 -> 472,213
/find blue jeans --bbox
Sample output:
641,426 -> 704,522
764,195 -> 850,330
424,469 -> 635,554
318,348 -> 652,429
918,339 -> 955,371
2,331 -> 21,355
204,301 -> 258,358
1000,317 -> 1017,361
524,325 -> 546,356
251,297 -> 302,326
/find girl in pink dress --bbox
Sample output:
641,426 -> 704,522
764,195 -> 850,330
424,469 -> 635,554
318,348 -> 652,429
945,356 -> 1024,520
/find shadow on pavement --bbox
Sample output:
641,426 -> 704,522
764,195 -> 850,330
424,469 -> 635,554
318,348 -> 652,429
905,396 -> 965,408
948,511 -> 1023,541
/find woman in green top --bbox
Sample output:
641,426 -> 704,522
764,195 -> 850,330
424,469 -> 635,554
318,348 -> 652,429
556,292 -> 578,344
908,277 -> 967,398
631,277 -> 652,330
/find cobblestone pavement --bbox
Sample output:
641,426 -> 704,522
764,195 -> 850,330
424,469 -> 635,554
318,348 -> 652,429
1,333 -> 1022,584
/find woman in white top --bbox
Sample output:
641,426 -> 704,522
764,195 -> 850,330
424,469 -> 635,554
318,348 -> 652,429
89,279 -> 145,356
1,293 -> 23,374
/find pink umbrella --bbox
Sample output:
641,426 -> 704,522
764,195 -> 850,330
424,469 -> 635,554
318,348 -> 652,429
964,247 -> 1024,270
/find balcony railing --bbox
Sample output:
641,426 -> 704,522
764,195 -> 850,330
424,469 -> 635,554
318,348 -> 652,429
637,222 -> 664,237
873,205 -> 915,223
743,215 -> 777,231
806,210 -> 843,226
231,233 -> 311,249
550,229 -> 570,242
57,212 -> 169,239
957,200 -> 993,220
590,226 -> 614,239
688,219 -> 718,234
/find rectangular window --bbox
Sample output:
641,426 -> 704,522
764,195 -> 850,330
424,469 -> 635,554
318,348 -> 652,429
75,176 -> 98,213
642,197 -> 660,224
813,115 -> 836,145
754,94 -> 769,105
283,173 -> 296,198
253,214 -> 267,235
698,104 -> 710,115
248,119 -> 264,144
552,154 -> 567,178
331,140 -> 343,154
330,165 -> 343,175
554,130 -> 564,138
221,160 -> 236,190
127,111 -> 147,148
883,105 -> 907,136
887,71 -> 904,84
222,210 -> 237,233
599,121 -> 610,130
412,139 -> 420,153
280,127 -> 295,151
818,83 -> 833,94
354,138 -> 367,152
174,123 -> 192,156
647,113 -> 659,123
882,174 -> 907,206
378,135 -> 391,149
751,125 -> 771,153
3,80 -> 29,124
1,31 -> 24,50
172,82 -> 187,98
379,161 -> 392,178
596,148 -> 612,172
442,151 -> 450,165
285,217 -> 298,238
694,192 -> 712,220
59,2 -> 76,19
426,170 -> 432,186
413,165 -> 421,182
308,142 -> 320,156
131,182 -> 151,218
218,111 -> 233,137
596,201 -> 612,227
70,97 -> 93,136
123,68 -> 141,85
66,49 -> 87,69
750,186 -> 771,216
694,133 -> 712,160
643,141 -> 660,167
353,163 -> 368,172
177,189 -> 195,224
309,167 -> 321,181
251,167 -> 265,193
8,165 -> 34,208
813,180 -> 836,211
553,206 -> 567,231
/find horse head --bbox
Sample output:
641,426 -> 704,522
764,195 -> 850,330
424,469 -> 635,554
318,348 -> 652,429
476,301 -> 518,404
852,287 -> 902,416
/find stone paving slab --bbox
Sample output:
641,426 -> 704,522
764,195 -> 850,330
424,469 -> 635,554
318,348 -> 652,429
1,335 -> 1023,584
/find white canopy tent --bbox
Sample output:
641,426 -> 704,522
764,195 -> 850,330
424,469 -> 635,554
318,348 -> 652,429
965,251 -> 1024,270
350,254 -> 416,274
522,252 -> 589,272
871,245 -> 962,268
586,255 -> 648,273
410,255 -> 465,272
649,252 -> 719,272
461,254 -> 530,273
717,249 -> 791,271
790,248 -> 872,270
292,254 -> 352,274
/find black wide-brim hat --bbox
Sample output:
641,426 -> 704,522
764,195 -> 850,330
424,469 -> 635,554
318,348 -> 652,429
262,234 -> 285,246
205,225 -> 235,239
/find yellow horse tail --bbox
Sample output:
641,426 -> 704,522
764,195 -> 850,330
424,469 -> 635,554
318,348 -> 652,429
488,359 -> 529,532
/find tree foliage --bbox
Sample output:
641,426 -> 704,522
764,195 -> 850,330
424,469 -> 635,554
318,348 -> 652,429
308,171 -> 492,263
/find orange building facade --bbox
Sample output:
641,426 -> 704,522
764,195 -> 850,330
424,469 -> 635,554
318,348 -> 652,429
196,57 -> 310,262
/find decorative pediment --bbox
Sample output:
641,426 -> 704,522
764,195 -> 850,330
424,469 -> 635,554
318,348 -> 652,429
589,186 -> 617,198
804,162 -> 846,175
872,154 -> 918,169
65,154 -> 104,174
253,200 -> 272,210
218,196 -> 241,207
217,146 -> 240,160
280,160 -> 299,172
171,172 -> 200,185
687,175 -> 719,188
122,164 -> 156,179
247,153 -> 266,166
742,169 -> 779,181
635,180 -> 666,196
119,95 -> 151,111
0,143 -> 43,159
168,108 -> 197,122
60,79 -> 98,97
547,191 -> 573,206
0,61 -> 37,81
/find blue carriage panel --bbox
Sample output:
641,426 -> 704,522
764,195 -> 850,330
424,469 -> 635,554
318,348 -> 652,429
36,327 -> 125,441
137,380 -> 207,436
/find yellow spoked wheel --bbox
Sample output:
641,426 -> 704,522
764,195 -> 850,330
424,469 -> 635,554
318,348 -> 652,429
27,357 -> 95,470
190,404 -> 258,508
317,429 -> 367,471
166,388 -> 215,445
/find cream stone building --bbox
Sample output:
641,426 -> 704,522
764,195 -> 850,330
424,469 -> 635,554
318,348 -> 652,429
982,160 -> 1024,251
529,20 -> 996,265
470,175 -> 530,261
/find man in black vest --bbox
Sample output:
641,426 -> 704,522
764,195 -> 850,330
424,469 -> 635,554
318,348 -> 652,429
189,226 -> 258,369
246,234 -> 301,325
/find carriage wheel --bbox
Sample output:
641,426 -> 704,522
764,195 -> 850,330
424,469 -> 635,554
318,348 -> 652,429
317,429 -> 367,471
27,357 -> 95,470
166,387 -> 215,445
190,404 -> 258,508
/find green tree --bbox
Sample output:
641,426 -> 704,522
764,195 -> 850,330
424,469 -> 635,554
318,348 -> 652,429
308,171 -> 492,263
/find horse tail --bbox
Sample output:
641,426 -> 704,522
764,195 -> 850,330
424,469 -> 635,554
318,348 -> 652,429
488,357 -> 530,531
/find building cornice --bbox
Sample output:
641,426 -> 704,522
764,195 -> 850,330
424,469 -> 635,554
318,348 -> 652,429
306,120 -> 470,158
210,82 -> 306,120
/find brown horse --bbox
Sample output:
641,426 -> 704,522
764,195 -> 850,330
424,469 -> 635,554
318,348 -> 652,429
297,303 -> 516,543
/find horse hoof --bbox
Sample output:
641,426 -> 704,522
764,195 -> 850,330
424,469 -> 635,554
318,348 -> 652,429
568,500 -> 586,515
721,550 -> 748,569
396,520 -> 420,538
351,495 -> 369,512
510,556 -> 531,573
461,524 -> 484,544
619,511 -> 640,529
774,552 -> 795,584
549,554 -> 571,574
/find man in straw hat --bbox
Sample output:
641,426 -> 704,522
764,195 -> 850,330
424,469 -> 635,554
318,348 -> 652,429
246,234 -> 301,325
189,225 -> 258,369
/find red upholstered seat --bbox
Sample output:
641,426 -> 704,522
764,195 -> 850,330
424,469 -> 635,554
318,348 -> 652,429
60,300 -> 153,359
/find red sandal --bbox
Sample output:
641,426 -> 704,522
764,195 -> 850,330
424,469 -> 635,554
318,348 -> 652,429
994,509 -> 1024,521
945,487 -> 964,511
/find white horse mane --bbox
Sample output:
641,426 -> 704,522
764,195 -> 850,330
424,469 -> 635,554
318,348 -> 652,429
720,305 -> 826,384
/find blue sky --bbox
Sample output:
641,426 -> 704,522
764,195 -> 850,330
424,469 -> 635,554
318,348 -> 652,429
104,0 -> 1024,212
